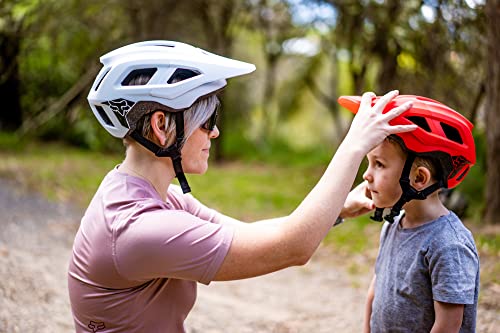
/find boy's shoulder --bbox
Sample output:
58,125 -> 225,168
423,212 -> 478,257
387,211 -> 477,252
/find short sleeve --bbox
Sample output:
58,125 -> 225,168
167,185 -> 222,223
428,242 -> 478,304
113,209 -> 234,285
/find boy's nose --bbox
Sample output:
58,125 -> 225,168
363,169 -> 372,182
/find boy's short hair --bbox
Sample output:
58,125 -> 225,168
386,135 -> 453,184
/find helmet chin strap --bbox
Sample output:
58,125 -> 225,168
370,153 -> 444,223
129,112 -> 191,194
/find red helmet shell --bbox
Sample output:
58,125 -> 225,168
338,95 -> 476,188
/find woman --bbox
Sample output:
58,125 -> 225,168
68,40 -> 416,332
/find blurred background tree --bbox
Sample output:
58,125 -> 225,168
484,0 -> 499,224
0,0 -> 497,222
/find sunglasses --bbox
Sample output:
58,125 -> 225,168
201,108 -> 218,131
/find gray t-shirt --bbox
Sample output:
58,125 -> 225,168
371,211 -> 479,333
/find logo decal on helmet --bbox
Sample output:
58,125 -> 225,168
449,155 -> 469,179
102,99 -> 135,128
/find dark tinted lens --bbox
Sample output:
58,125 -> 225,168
201,109 -> 218,131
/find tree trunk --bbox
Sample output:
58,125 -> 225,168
484,0 -> 500,224
0,30 -> 22,131
197,0 -> 237,162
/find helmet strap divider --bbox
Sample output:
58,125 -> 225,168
172,112 -> 191,194
129,111 -> 191,194
370,208 -> 385,222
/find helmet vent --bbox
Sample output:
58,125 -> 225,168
94,105 -> 114,126
407,116 -> 431,132
441,122 -> 463,144
121,68 -> 157,86
94,68 -> 110,91
456,165 -> 469,182
167,68 -> 200,84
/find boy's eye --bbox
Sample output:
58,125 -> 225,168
375,161 -> 384,168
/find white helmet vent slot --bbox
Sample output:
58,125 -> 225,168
167,68 -> 200,84
121,68 -> 158,86
94,68 -> 110,91
94,105 -> 114,126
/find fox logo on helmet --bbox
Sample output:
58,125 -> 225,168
102,98 -> 135,128
449,156 -> 469,178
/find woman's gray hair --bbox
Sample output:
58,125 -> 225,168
125,73 -> 219,148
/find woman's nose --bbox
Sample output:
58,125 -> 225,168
210,125 -> 220,138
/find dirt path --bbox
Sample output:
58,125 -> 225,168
187,250 -> 371,333
0,178 -> 498,332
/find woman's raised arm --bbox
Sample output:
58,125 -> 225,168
214,90 -> 417,281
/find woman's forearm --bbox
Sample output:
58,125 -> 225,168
284,141 -> 365,260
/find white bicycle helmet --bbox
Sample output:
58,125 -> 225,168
88,40 -> 255,138
88,40 -> 256,193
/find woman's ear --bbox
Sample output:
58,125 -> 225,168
150,111 -> 167,146
412,166 -> 432,189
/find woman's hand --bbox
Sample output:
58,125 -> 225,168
341,181 -> 374,219
345,90 -> 417,154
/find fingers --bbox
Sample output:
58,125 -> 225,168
382,100 -> 417,134
360,92 -> 376,112
387,124 -> 418,135
343,181 -> 375,218
383,100 -> 413,120
373,90 -> 399,113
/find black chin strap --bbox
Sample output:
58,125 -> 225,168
129,112 -> 191,194
371,153 -> 444,223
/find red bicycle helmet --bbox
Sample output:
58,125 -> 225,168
338,95 -> 476,189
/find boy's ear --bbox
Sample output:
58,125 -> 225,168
413,166 -> 432,189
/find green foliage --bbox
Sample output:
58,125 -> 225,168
324,214 -> 381,254
1,0 -> 492,225
476,233 -> 500,257
221,124 -> 332,167
459,129 -> 487,222
186,162 -> 321,220
0,132 -> 26,151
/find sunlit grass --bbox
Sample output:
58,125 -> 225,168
0,140 -> 498,281
0,142 -> 121,207
0,141 -> 375,254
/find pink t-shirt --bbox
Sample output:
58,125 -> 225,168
68,168 -> 234,333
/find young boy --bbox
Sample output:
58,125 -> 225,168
339,95 -> 480,333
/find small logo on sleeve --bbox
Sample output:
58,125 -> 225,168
88,321 -> 106,332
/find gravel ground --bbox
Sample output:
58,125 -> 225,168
0,178 -> 498,332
